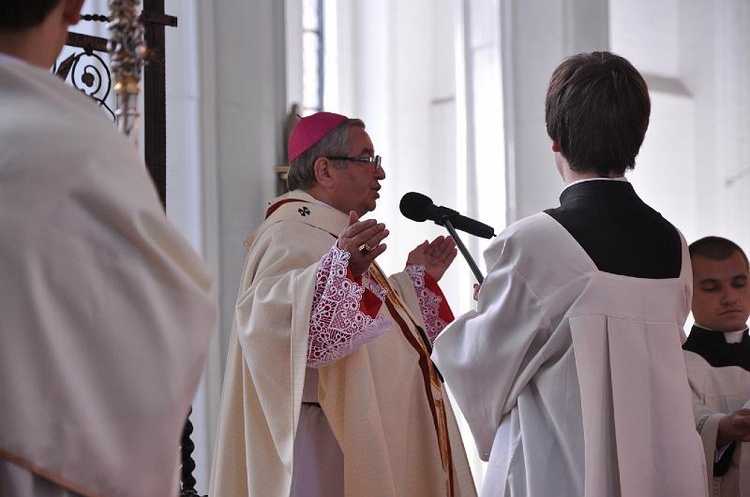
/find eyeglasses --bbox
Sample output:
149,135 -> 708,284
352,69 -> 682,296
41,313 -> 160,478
327,155 -> 382,170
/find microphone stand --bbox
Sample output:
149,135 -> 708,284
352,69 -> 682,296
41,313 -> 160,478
440,216 -> 484,284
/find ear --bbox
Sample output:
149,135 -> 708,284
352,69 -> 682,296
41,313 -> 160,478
63,0 -> 84,25
551,140 -> 561,153
313,157 -> 335,188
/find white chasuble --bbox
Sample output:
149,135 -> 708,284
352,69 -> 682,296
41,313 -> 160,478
210,190 -> 475,497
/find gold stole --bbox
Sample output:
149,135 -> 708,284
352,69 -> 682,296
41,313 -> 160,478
367,262 -> 456,497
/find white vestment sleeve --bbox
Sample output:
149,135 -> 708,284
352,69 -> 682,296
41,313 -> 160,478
432,233 -> 551,460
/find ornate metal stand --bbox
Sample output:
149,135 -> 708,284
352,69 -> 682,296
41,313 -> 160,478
108,0 -> 146,140
180,407 -> 202,497
60,3 -> 203,495
142,0 -> 176,205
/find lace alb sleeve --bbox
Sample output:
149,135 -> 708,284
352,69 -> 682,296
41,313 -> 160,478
307,245 -> 389,368
406,264 -> 451,344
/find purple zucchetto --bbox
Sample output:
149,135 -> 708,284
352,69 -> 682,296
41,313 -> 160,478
287,111 -> 348,162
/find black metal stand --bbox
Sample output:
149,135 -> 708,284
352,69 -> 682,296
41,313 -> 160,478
180,407 -> 205,497
440,216 -> 484,284
143,0 -> 178,206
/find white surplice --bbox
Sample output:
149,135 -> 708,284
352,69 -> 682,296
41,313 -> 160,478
0,56 -> 217,497
433,212 -> 707,497
684,336 -> 750,497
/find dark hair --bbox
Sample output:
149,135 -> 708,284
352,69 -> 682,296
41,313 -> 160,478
0,0 -> 61,30
545,51 -> 650,176
286,118 -> 366,191
690,236 -> 749,268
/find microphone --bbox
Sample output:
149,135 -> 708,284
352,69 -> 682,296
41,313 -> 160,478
399,192 -> 495,239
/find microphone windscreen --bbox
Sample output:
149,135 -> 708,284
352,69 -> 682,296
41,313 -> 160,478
399,192 -> 433,222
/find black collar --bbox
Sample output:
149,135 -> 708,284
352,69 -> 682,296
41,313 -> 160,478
559,179 -> 636,206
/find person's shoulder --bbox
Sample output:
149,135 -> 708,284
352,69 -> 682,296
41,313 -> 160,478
263,217 -> 313,237
682,350 -> 716,397
497,211 -> 576,250
2,61 -> 110,120
683,343 -> 738,377
246,215 -> 324,253
683,348 -> 750,399
492,211 -> 549,240
484,211 -> 592,276
4,63 -> 125,142
0,63 -> 153,199
683,348 -> 711,368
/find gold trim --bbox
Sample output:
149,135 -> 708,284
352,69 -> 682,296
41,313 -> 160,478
0,449 -> 105,497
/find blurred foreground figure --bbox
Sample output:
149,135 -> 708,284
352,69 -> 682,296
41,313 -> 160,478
0,1 -> 217,496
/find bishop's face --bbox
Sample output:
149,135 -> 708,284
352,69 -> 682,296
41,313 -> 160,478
327,127 -> 386,217
691,251 -> 750,332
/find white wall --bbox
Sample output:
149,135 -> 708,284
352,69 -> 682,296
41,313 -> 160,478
614,0 -> 750,250
329,0 -> 473,314
164,0 -> 288,492
498,0 -> 610,223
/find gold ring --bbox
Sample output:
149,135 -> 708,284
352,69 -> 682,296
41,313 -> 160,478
358,243 -> 372,254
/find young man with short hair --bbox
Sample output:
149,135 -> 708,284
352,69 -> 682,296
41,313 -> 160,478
432,51 -> 707,497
